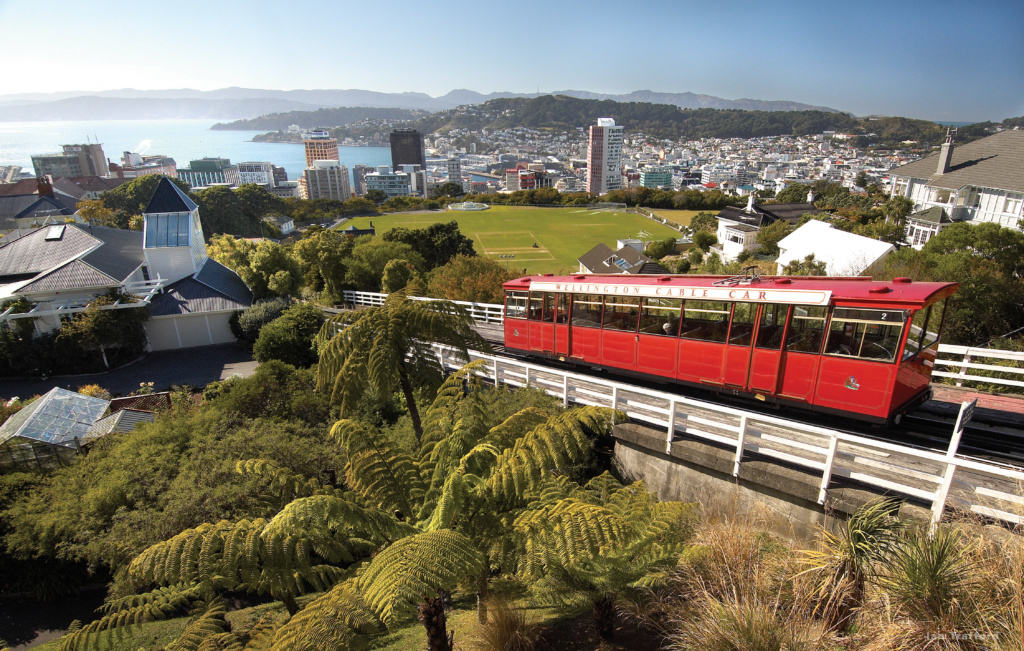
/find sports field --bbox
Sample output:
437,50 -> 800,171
650,209 -> 702,228
343,205 -> 684,274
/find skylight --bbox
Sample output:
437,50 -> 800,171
44,224 -> 66,241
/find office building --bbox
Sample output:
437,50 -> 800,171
31,143 -> 108,178
108,152 -> 177,179
639,166 -> 673,189
176,158 -> 235,188
390,129 -> 425,170
237,161 -> 277,187
446,157 -> 462,183
303,129 -> 339,168
352,164 -> 372,196
364,166 -> 411,198
303,160 -> 351,201
585,118 -> 623,194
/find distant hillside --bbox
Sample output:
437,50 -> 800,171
0,87 -> 841,121
415,95 -> 857,140
211,107 -> 428,131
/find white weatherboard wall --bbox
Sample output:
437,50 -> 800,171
145,312 -> 236,351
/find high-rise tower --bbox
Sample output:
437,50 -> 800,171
389,129 -> 425,170
585,118 -> 624,195
303,129 -> 339,168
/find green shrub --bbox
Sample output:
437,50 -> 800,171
252,303 -> 325,367
230,297 -> 291,346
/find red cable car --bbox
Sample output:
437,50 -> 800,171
502,271 -> 958,424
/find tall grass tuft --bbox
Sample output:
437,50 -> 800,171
468,597 -> 540,651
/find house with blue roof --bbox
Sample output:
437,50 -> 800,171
0,177 -> 252,350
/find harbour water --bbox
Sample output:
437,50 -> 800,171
0,119 -> 391,181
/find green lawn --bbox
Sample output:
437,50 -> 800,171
650,209 -> 702,228
343,205 -> 684,274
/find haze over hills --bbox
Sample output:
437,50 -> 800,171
0,87 -> 840,121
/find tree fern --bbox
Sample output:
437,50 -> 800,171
329,419 -> 425,519
235,458 -> 334,508
357,529 -> 485,626
166,598 -> 230,651
271,578 -> 383,650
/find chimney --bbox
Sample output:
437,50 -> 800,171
936,127 -> 956,175
807,189 -> 815,204
36,175 -> 54,198
745,194 -> 755,212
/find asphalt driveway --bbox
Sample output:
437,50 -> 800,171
0,344 -> 258,399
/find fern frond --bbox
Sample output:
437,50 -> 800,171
235,458 -> 330,504
486,407 -> 613,501
196,633 -> 245,651
166,599 -> 230,651
271,578 -> 382,650
357,529 -> 485,626
329,419 -> 425,518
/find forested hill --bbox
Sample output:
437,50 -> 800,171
211,106 -> 427,130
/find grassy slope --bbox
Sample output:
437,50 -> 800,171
343,205 -> 685,274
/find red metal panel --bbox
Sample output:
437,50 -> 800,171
723,345 -> 752,387
748,349 -> 782,393
571,325 -> 600,359
504,318 -> 529,351
777,353 -> 819,402
892,347 -> 935,410
813,357 -> 896,418
554,324 -> 570,356
677,340 -> 725,384
637,333 -> 678,376
601,330 -> 637,370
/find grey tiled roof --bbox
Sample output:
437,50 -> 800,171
908,206 -> 953,225
83,408 -> 155,443
0,224 -> 99,278
194,259 -> 253,305
18,260 -> 118,294
577,243 -> 657,274
144,178 -> 197,214
717,202 -> 817,228
888,130 -> 1024,193
577,243 -> 616,273
74,224 -> 144,281
149,275 -> 251,316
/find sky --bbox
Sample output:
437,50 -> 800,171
0,0 -> 1021,122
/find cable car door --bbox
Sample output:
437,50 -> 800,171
528,292 -> 555,352
747,304 -> 787,394
554,293 -> 570,357
723,302 -> 757,387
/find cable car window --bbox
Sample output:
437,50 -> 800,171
756,304 -> 787,349
922,300 -> 944,349
638,297 -> 682,336
729,302 -> 757,346
555,293 -> 569,324
825,308 -> 905,362
571,294 -> 603,328
537,293 -> 554,323
904,307 -> 930,359
528,293 -> 544,321
785,306 -> 827,353
679,300 -> 730,343
505,291 -> 528,319
602,296 -> 641,332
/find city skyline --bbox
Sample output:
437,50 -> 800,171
0,0 -> 1021,122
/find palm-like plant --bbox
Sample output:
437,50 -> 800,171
61,363 -> 615,650
514,472 -> 697,640
315,293 -> 488,443
799,498 -> 903,633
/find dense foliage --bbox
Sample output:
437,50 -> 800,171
211,106 -> 426,131
252,303 -> 325,367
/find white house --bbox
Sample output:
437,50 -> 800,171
888,129 -> 1024,248
713,194 -> 818,261
776,220 -> 894,276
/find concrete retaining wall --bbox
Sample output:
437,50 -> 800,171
613,422 -> 929,542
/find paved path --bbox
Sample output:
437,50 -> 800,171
0,344 -> 257,399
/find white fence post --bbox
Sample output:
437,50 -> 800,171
666,399 -> 677,455
562,375 -> 569,407
818,435 -> 839,504
493,359 -> 500,387
733,415 -> 748,477
931,399 -> 975,531
524,366 -> 531,388
611,386 -> 619,413
955,350 -> 972,387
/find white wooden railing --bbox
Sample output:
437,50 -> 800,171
342,290 -> 1024,391
429,343 -> 1024,529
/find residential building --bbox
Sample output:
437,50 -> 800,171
577,242 -> 670,274
0,178 -> 251,349
31,143 -> 108,178
304,129 -> 339,167
0,177 -> 79,232
390,129 -> 426,170
585,118 -> 624,194
273,166 -> 289,186
640,166 -> 673,189
776,220 -> 893,276
364,166 -> 411,198
303,160 -> 351,201
236,161 -> 277,187
713,195 -> 818,261
176,158 -> 234,188
888,129 -> 1024,247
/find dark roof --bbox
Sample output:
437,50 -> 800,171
888,130 -> 1024,193
908,206 -> 953,225
67,176 -> 129,193
723,223 -> 760,233
17,260 -> 118,294
149,274 -> 251,317
717,202 -> 817,228
0,223 -> 99,277
193,259 -> 253,305
0,195 -> 73,221
108,392 -> 172,414
577,243 -> 657,274
634,261 -> 672,274
74,224 -> 144,281
144,178 -> 198,214
84,408 -> 155,443
0,180 -> 40,196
